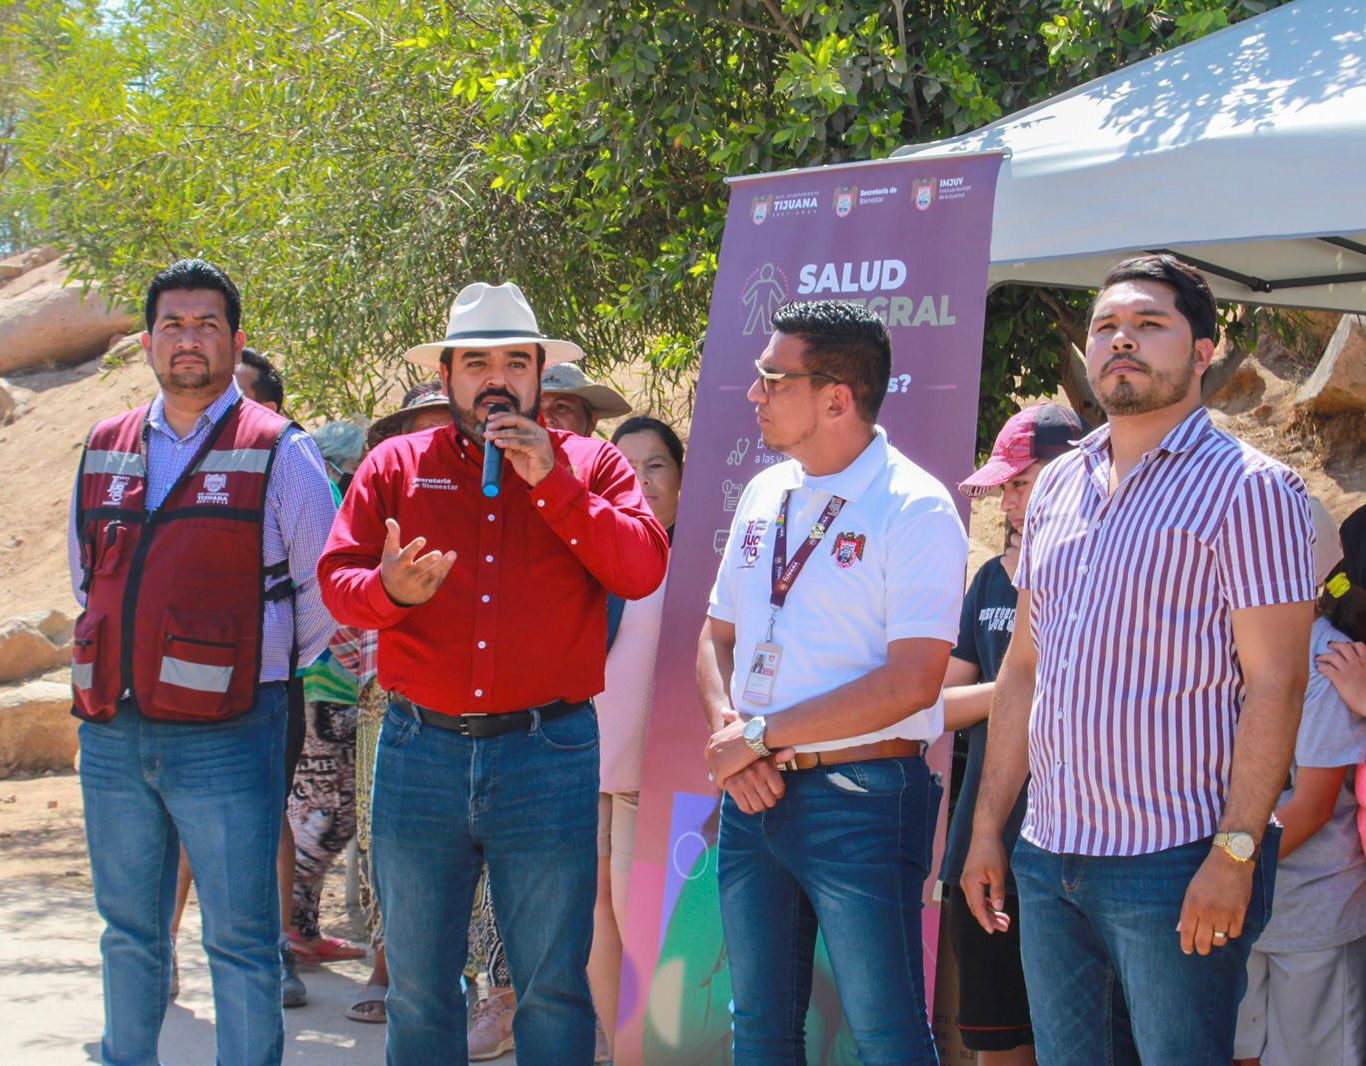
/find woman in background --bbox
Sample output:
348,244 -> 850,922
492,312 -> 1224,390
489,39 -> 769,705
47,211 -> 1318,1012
588,416 -> 683,1060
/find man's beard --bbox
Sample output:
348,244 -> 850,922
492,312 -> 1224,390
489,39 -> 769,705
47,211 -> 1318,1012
1093,351 -> 1197,417
154,357 -> 226,398
449,383 -> 540,444
760,415 -> 818,457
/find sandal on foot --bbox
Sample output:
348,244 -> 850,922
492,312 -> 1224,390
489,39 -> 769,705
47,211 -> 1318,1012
346,983 -> 388,1024
290,932 -> 366,965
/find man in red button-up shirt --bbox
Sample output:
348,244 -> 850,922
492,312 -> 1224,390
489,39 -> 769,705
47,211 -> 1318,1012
318,282 -> 668,1065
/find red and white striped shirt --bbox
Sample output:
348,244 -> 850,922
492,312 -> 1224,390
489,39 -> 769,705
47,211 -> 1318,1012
1016,407 -> 1315,856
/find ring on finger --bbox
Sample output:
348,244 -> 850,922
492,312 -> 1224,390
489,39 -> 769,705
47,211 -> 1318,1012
1213,930 -> 1227,940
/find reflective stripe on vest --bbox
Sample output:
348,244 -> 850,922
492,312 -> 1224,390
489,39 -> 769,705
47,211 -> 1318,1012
197,448 -> 274,475
159,656 -> 234,693
83,450 -> 147,477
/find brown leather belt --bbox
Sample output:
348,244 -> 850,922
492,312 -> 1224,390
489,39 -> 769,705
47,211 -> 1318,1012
776,738 -> 927,772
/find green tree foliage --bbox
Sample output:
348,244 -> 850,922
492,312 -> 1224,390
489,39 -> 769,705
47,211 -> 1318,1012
1,0 -> 1282,433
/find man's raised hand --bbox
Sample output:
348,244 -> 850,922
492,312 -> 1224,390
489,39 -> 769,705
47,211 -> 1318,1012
380,517 -> 456,607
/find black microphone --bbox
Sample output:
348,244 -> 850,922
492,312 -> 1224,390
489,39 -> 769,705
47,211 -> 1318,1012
481,402 -> 511,497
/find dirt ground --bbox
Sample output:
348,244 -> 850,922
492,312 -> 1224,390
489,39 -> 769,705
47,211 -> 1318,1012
0,769 -> 514,1064
0,358 -> 155,621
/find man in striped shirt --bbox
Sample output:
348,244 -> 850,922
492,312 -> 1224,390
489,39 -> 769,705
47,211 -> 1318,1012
961,254 -> 1316,1065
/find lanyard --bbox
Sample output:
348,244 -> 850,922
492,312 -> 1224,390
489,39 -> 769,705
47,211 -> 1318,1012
770,490 -> 845,619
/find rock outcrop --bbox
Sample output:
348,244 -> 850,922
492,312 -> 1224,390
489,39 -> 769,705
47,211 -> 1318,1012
1297,314 -> 1366,415
0,259 -> 139,375
0,611 -> 73,685
0,672 -> 76,777
0,246 -> 59,282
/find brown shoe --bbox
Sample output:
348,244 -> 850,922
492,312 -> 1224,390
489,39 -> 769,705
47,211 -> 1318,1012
467,987 -> 515,1061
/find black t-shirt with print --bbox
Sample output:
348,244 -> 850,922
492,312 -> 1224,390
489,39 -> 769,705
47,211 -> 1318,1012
939,555 -> 1028,890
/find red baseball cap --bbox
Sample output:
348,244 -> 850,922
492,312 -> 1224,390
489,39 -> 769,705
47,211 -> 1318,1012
957,403 -> 1084,498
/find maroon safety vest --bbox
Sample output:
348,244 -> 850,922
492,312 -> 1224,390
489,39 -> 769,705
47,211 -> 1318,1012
72,397 -> 294,723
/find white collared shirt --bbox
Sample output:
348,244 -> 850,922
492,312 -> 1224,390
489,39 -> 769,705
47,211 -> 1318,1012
708,427 -> 967,751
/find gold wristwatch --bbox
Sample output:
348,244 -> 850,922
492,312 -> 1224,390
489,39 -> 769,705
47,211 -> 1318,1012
1212,831 -> 1256,863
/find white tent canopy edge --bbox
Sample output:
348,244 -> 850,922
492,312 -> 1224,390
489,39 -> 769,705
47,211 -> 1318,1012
885,0 -> 1366,313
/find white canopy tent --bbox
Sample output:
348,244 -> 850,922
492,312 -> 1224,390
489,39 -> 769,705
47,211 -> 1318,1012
892,0 -> 1366,312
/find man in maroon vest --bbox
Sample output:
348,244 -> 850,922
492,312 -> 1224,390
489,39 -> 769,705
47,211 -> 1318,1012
68,259 -> 338,1066
319,281 -> 669,1065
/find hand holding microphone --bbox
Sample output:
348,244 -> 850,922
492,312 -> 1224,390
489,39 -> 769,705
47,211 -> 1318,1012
481,403 -> 511,497
484,404 -> 556,490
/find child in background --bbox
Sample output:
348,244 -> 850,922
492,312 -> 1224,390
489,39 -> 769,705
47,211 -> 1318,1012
1233,498 -> 1366,1066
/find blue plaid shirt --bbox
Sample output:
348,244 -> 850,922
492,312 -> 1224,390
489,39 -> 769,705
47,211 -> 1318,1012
69,379 -> 338,679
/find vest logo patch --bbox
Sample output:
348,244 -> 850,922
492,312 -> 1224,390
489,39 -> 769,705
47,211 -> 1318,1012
105,475 -> 130,505
197,473 -> 230,505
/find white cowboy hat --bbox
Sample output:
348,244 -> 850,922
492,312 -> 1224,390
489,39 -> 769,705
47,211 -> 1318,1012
540,363 -> 632,418
401,282 -> 585,369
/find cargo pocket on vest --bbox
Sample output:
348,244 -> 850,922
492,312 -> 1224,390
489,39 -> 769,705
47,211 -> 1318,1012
153,612 -> 238,719
71,611 -> 117,721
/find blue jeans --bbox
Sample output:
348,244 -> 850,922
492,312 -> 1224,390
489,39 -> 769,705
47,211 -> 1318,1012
717,756 -> 943,1065
79,685 -> 288,1066
371,700 -> 599,1066
1012,829 -> 1280,1066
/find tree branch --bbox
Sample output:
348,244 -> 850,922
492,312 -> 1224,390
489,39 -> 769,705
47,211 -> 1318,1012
759,0 -> 803,49
715,14 -> 792,39
1037,288 -> 1106,427
1201,341 -> 1254,401
889,0 -> 922,135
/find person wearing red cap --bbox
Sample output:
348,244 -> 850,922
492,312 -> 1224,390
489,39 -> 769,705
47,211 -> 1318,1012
939,402 -> 1082,1065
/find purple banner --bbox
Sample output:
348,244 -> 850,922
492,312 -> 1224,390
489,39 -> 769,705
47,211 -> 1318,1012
617,153 -> 1003,1065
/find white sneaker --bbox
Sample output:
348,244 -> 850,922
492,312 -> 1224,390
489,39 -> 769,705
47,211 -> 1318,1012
467,988 -> 515,1061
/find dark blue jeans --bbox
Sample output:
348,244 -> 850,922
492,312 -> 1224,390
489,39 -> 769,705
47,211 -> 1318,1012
371,700 -> 599,1066
1013,830 -> 1280,1066
717,756 -> 943,1065
79,685 -> 288,1066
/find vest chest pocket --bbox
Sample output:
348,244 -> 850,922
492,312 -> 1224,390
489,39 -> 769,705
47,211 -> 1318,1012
71,611 -> 119,722
153,611 -> 239,719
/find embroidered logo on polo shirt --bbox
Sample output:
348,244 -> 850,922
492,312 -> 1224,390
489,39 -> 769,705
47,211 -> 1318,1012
196,473 -> 229,505
737,518 -> 768,569
105,475 -> 130,505
832,531 -> 865,568
411,476 -> 458,492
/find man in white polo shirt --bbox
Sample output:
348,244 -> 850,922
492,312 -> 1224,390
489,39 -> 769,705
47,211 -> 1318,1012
698,300 -> 967,1064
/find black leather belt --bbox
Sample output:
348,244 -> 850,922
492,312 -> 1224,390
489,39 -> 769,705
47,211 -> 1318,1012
392,696 -> 586,738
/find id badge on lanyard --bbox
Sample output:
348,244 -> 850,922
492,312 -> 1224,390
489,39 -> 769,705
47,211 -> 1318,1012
744,490 -> 845,705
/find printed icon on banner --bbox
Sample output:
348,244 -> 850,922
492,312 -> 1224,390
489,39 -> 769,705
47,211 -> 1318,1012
750,195 -> 772,225
726,438 -> 751,466
885,372 -> 913,394
740,263 -> 789,337
721,479 -> 743,512
914,178 -> 935,212
833,186 -> 858,218
713,529 -> 730,556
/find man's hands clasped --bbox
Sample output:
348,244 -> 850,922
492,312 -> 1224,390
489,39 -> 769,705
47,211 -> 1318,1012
380,518 -> 457,607
705,709 -> 796,814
